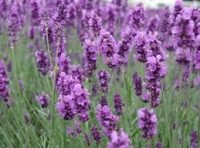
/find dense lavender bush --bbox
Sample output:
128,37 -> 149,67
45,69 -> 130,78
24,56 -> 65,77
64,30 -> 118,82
0,0 -> 199,147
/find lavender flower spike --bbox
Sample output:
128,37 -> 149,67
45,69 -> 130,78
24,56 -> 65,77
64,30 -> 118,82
107,129 -> 132,148
137,108 -> 158,139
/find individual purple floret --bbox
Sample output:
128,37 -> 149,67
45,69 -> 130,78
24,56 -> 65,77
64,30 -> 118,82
132,72 -> 143,97
190,130 -> 198,148
36,93 -> 50,108
107,129 -> 131,148
91,126 -> 101,143
113,93 -> 124,115
35,50 -> 51,76
97,70 -> 110,94
0,60 -> 10,105
137,108 -> 158,139
96,104 -> 119,136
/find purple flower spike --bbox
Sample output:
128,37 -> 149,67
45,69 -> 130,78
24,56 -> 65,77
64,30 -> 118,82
35,50 -> 51,76
190,130 -> 198,148
91,126 -> 101,143
107,129 -> 131,148
132,72 -> 143,97
36,93 -> 50,108
113,93 -> 124,115
0,60 -> 10,105
97,70 -> 110,94
137,108 -> 158,139
8,3 -> 23,48
96,104 -> 119,136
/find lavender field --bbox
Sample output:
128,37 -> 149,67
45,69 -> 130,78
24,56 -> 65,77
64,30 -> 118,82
0,0 -> 199,147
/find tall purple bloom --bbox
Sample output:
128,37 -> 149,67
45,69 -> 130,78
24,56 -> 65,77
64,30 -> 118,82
30,0 -> 41,26
128,4 -> 145,30
97,70 -> 110,94
83,39 -> 97,77
113,93 -> 124,115
96,104 -> 119,136
8,3 -> 22,48
91,126 -> 101,143
118,28 -> 134,65
190,130 -> 198,148
0,60 -> 10,105
134,31 -> 147,63
98,29 -> 121,68
107,129 -> 131,148
56,94 -> 76,120
57,52 -> 71,74
137,108 -> 158,139
72,83 -> 90,122
36,93 -> 50,108
132,72 -> 143,97
147,15 -> 159,33
145,33 -> 167,108
35,50 -> 51,76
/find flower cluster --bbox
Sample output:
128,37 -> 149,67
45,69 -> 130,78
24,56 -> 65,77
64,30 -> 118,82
97,70 -> 110,94
0,60 -> 10,105
113,93 -> 124,115
132,72 -> 143,97
134,31 -> 147,63
36,93 -> 50,108
35,50 -> 51,76
8,3 -> 22,48
107,129 -> 131,148
96,104 -> 119,136
56,72 -> 90,122
137,108 -> 158,139
145,33 -> 167,108
98,29 -> 122,68
83,39 -> 97,77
